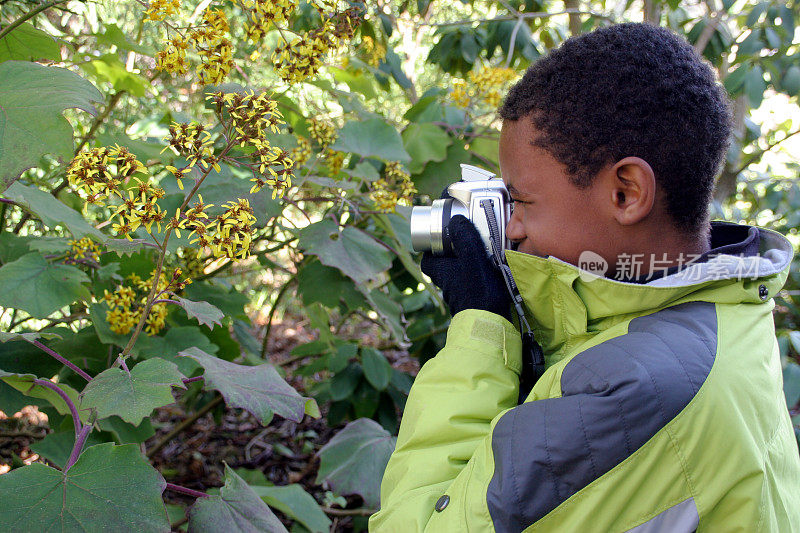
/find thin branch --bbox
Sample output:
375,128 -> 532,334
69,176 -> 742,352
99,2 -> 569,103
734,128 -> 800,176
64,424 -> 91,471
31,339 -> 92,382
322,507 -> 376,517
260,274 -> 298,358
33,378 -> 81,436
0,0 -> 69,41
165,483 -> 209,499
182,375 -> 204,385
147,395 -> 224,457
417,9 -> 614,28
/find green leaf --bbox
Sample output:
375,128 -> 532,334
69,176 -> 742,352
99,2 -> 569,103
723,65 -> 748,94
361,348 -> 392,391
4,182 -> 105,239
0,331 -> 62,343
104,237 -> 151,256
0,252 -> 90,318
80,358 -> 186,425
80,54 -> 150,96
250,484 -> 331,533
0,370 -> 84,420
297,259 -> 362,309
175,296 -> 224,330
299,220 -> 393,284
95,23 -> 155,56
781,65 -> 800,96
179,347 -> 319,425
412,138 -> 473,197
402,123 -> 452,174
188,464 -> 287,532
784,361 -> 800,408
0,23 -> 60,62
98,416 -> 156,444
744,65 -> 766,107
330,363 -> 362,401
315,418 -> 396,508
0,442 -> 169,532
30,430 -> 111,469
0,61 -> 102,192
362,287 -> 407,344
330,118 -> 410,162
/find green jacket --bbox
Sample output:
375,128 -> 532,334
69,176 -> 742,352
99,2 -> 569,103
369,223 -> 800,532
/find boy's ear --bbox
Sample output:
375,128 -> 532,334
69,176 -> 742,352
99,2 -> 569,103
606,157 -> 656,225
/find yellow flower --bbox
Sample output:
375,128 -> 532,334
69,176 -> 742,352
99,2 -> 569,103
144,0 -> 181,22
371,162 -> 416,212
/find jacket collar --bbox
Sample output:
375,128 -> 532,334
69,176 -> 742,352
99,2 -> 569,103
505,223 -> 794,364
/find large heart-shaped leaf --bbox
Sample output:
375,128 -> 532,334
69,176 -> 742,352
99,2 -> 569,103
402,123 -> 452,173
3,182 -> 105,239
80,358 -> 186,425
299,220 -> 393,284
179,347 -> 319,425
0,252 -> 90,318
0,443 -> 169,532
0,370 -> 85,420
330,118 -> 410,162
188,464 -> 287,533
0,61 -> 102,191
0,23 -> 61,62
315,418 -> 396,508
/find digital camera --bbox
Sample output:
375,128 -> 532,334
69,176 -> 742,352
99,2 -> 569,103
410,164 -> 511,256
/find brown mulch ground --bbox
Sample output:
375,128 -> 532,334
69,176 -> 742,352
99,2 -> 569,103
0,313 -> 420,532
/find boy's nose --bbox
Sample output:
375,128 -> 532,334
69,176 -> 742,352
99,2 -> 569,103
506,216 -> 526,246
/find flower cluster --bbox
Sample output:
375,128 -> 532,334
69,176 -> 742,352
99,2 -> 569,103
153,7 -> 233,83
290,136 -> 312,167
67,146 -> 147,205
178,247 -> 206,278
243,0 -> 296,43
65,237 -> 101,265
103,269 -> 188,335
190,8 -> 234,84
206,90 -> 295,197
144,0 -> 181,22
156,36 -> 189,75
371,162 -> 416,212
361,36 -> 386,67
452,67 -> 518,109
164,122 -> 215,171
272,6 -> 361,83
172,196 -> 257,260
110,180 -> 167,238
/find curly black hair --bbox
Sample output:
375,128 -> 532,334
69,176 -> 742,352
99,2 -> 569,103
498,22 -> 733,235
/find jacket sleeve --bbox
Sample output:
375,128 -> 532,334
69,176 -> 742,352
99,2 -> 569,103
369,309 -> 522,531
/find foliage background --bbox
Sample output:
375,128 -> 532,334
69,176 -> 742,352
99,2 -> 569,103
0,0 -> 799,530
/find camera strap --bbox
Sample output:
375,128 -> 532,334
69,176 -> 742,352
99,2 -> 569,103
479,199 -> 545,403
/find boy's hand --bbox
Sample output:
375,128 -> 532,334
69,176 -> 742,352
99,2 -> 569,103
421,215 -> 511,320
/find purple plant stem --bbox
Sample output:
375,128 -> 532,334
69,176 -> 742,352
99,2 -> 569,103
0,197 -> 17,205
153,298 -> 180,305
64,424 -> 92,471
31,340 -> 92,382
166,483 -> 209,499
182,376 -> 204,385
33,378 -> 82,435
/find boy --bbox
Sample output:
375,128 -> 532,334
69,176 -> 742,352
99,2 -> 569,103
369,23 -> 800,532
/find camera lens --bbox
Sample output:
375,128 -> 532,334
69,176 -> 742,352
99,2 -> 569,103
410,199 -> 454,254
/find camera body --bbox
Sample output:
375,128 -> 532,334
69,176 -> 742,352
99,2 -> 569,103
410,164 -> 511,256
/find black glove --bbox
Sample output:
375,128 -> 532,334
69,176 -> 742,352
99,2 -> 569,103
421,215 -> 511,320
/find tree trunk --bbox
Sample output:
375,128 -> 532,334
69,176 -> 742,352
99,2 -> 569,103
643,0 -> 662,24
565,0 -> 582,36
713,95 -> 749,204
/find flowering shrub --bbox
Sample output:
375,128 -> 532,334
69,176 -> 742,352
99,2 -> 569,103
0,0 -> 797,530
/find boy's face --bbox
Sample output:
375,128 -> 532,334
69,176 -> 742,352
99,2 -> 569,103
499,118 -> 615,266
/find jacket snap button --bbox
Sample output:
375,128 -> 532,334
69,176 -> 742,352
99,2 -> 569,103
435,495 -> 450,512
758,284 -> 769,300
